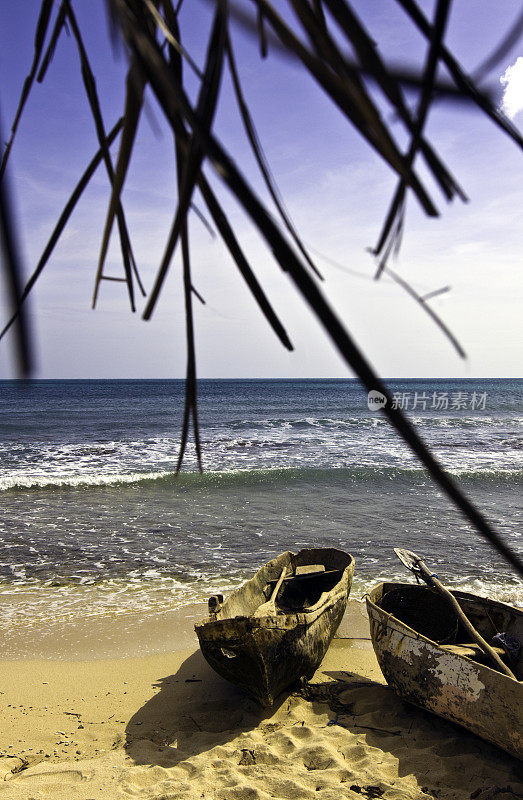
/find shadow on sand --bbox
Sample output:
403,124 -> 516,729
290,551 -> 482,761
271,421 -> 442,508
125,655 -> 521,799
304,669 -> 522,798
125,648 -> 292,768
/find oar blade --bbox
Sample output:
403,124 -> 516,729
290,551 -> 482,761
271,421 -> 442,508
394,547 -> 423,573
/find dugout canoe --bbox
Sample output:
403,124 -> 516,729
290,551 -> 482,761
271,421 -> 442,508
366,582 -> 523,759
195,548 -> 355,706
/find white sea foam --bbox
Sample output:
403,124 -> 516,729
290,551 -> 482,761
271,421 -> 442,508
0,574 -> 242,629
0,470 -> 172,491
1,379 -> 521,610
1,400 -> 521,492
0,573 -> 520,635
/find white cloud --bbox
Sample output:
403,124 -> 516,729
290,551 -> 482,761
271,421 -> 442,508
500,56 -> 523,119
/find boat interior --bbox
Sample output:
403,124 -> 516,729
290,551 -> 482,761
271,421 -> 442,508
207,548 -> 353,620
263,566 -> 344,612
378,583 -> 523,679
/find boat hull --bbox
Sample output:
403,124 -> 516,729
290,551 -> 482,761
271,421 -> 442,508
196,548 -> 354,706
367,583 -> 523,760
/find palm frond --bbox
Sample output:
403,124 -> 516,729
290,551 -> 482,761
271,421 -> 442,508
254,1 -> 268,58
321,0 -> 465,203
163,0 -> 293,349
37,1 -> 68,83
166,0 -> 204,473
225,1 -> 499,101
197,171 -> 294,350
2,0 -> 522,575
63,1 -> 139,310
0,120 -> 32,376
0,0 -> 54,181
385,267 -> 465,358
0,119 -> 124,343
373,0 -> 453,275
143,0 -> 227,319
108,0 -> 522,573
190,202 -> 216,239
226,30 -> 323,279
396,0 -> 523,151
254,0 -> 437,215
95,56 -> 147,304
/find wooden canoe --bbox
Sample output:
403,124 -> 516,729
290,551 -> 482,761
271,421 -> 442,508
195,548 -> 355,706
366,582 -> 523,760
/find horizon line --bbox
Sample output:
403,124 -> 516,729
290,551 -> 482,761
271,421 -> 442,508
1,376 -> 521,382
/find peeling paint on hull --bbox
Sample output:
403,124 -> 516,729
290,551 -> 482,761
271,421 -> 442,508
367,583 -> 523,761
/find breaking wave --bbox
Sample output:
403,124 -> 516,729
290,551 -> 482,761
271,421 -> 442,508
2,464 -> 522,492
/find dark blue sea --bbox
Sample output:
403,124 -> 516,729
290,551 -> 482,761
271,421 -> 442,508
0,378 -> 521,637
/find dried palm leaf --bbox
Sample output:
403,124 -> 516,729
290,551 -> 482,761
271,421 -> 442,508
64,0 -> 140,310
0,0 -> 54,181
225,2 -> 502,101
37,1 -> 68,83
385,267 -> 465,358
190,202 -> 216,239
254,0 -> 268,58
0,120 -> 124,343
321,0 -> 465,203
95,55 -> 147,307
226,31 -> 322,279
165,0 -> 204,472
373,0 -> 452,275
162,1 -> 292,349
253,0 -> 436,215
396,0 -> 523,151
108,0 -> 522,574
198,170 -> 293,350
143,0 -> 227,319
0,129 -> 32,376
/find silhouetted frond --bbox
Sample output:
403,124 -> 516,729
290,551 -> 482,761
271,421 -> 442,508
385,267 -> 465,359
0,0 -> 53,182
0,119 -> 124,344
63,1 -> 140,310
95,56 -> 147,304
396,0 -> 523,151
143,0 -> 227,320
226,30 -> 323,279
0,116 -> 32,376
373,0 -> 454,276
2,0 -> 522,574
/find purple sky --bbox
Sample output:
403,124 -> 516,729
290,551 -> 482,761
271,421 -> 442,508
0,0 -> 522,378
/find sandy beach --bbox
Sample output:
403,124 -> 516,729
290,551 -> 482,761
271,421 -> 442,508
0,601 -> 521,800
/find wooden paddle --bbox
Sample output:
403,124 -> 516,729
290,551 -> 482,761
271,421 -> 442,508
394,548 -> 516,680
254,566 -> 288,617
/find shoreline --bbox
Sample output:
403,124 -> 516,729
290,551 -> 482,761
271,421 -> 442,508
1,597 -> 372,662
2,578 -> 521,662
0,603 -> 520,799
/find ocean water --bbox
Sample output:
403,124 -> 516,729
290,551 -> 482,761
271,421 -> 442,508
0,378 -> 521,632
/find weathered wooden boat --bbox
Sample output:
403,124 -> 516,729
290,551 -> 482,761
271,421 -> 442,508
195,548 -> 354,706
367,582 -> 523,759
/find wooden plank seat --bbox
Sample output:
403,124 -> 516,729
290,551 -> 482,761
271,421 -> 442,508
440,642 -> 506,659
265,568 -> 342,590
